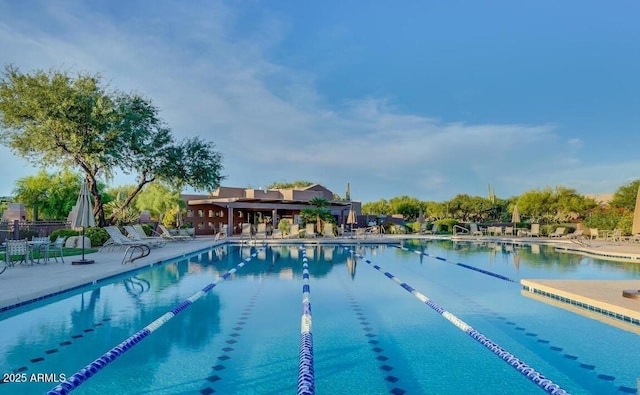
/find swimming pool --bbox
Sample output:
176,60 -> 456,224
0,240 -> 638,394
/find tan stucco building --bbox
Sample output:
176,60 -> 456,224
183,184 -> 360,236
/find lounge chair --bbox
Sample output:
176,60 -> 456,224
323,223 -> 335,238
548,227 -> 566,238
255,223 -> 267,239
124,225 -> 166,247
101,226 -> 147,251
215,224 -> 228,241
158,224 -> 192,241
503,226 -> 514,236
354,228 -> 367,239
287,224 -> 300,239
589,228 -> 599,240
470,223 -> 484,236
304,224 -> 316,238
241,223 -> 253,240
529,223 -> 540,237
564,229 -> 584,240
423,224 -> 438,235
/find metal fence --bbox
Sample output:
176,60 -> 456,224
0,220 -> 68,243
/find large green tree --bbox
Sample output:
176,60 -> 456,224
610,180 -> 640,211
13,169 -> 81,220
0,65 -> 224,226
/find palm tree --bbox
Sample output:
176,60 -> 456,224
309,197 -> 330,232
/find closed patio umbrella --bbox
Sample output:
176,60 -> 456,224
347,205 -> 357,228
632,185 -> 640,235
71,180 -> 96,265
511,204 -> 521,226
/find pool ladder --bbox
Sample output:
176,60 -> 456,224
121,244 -> 151,264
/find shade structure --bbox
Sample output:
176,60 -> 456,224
71,180 -> 95,265
633,185 -> 640,235
511,204 -> 521,225
417,208 -> 425,224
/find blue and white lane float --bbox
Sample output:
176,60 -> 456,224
395,245 -> 517,283
297,247 -> 315,395
344,246 -> 570,395
48,244 -> 267,395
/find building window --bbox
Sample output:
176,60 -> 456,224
197,222 -> 205,230
197,210 -> 204,218
187,210 -> 194,217
208,210 -> 214,218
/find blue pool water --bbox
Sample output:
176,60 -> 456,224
0,240 -> 639,394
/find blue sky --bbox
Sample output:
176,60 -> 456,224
1,0 -> 639,203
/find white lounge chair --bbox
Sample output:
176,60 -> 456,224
241,223 -> 253,240
323,223 -> 335,238
287,224 -> 300,239
102,226 -> 149,251
124,225 -> 166,247
304,224 -> 316,238
548,227 -> 566,238
470,223 -> 484,236
529,223 -> 541,237
158,224 -> 192,241
255,223 -> 267,239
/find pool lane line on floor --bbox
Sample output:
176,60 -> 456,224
402,259 -> 630,395
394,245 -> 518,283
342,246 -> 570,395
199,247 -> 275,395
298,246 -> 315,395
47,244 -> 268,395
337,277 -> 409,394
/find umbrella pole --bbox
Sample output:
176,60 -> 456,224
81,227 -> 86,260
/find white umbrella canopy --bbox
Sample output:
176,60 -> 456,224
633,185 -> 640,235
70,180 -> 95,265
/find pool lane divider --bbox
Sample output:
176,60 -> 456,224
297,246 -> 315,395
343,246 -> 570,395
47,244 -> 268,395
395,245 -> 517,283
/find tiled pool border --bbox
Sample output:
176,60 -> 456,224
522,285 -> 640,328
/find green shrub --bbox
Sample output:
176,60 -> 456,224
84,227 -> 110,246
278,219 -> 291,235
19,229 -> 39,240
140,223 -> 154,236
434,218 -> 458,233
50,229 -> 80,240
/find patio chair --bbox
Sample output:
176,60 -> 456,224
323,223 -> 335,238
47,236 -> 67,263
158,224 -> 192,241
548,227 -> 566,238
215,224 -> 228,241
5,239 -> 32,266
304,223 -> 317,238
589,228 -> 599,240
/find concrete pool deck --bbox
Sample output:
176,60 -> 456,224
1,235 -> 639,333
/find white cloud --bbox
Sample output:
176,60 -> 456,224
0,1 -> 636,202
